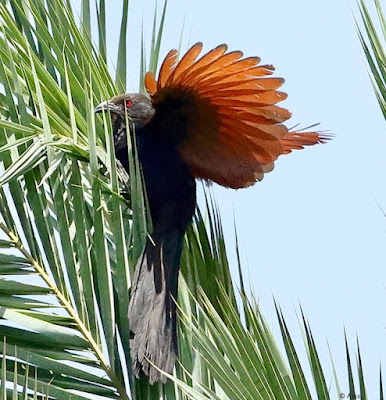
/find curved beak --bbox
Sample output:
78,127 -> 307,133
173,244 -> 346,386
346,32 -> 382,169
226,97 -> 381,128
94,100 -> 121,114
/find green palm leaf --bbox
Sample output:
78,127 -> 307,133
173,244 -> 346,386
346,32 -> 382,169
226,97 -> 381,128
357,0 -> 386,118
0,0 -> 383,399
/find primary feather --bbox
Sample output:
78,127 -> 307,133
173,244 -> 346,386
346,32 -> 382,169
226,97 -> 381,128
146,43 -> 329,188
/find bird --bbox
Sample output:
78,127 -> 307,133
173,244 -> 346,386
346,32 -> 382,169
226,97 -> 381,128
95,42 -> 329,384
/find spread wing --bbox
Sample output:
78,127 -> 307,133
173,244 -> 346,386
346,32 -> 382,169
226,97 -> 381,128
145,43 -> 329,189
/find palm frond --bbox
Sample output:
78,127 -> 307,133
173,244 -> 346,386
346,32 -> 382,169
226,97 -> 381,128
356,0 -> 386,118
0,0 -> 382,399
0,0 -> 135,397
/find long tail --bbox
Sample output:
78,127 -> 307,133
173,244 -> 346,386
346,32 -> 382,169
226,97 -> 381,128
128,226 -> 184,384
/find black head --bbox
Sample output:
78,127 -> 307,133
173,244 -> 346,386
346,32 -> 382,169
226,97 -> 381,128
95,93 -> 155,150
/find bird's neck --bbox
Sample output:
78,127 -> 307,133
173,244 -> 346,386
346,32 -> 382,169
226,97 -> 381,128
140,115 -> 188,147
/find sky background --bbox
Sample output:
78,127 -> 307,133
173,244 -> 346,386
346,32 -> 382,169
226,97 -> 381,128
76,0 -> 386,397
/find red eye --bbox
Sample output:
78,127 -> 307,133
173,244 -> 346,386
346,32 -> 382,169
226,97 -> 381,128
125,99 -> 133,108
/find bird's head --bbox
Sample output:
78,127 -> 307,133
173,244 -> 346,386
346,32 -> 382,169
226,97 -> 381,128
95,93 -> 154,150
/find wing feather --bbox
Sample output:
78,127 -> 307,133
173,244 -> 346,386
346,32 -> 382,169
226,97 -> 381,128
181,51 -> 244,85
175,44 -> 228,84
145,71 -> 157,95
166,42 -> 203,85
281,131 -> 331,153
144,43 -> 327,188
198,78 -> 285,94
158,49 -> 178,89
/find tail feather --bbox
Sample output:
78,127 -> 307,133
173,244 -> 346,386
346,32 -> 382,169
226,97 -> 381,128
128,228 -> 183,384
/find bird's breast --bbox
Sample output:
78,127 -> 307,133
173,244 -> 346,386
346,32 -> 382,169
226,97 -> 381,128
137,135 -> 196,231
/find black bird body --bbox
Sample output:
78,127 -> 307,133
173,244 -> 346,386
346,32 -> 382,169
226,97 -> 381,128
129,133 -> 196,383
95,41 -> 328,385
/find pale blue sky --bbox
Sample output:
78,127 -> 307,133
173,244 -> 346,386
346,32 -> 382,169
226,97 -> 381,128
79,0 -> 386,396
